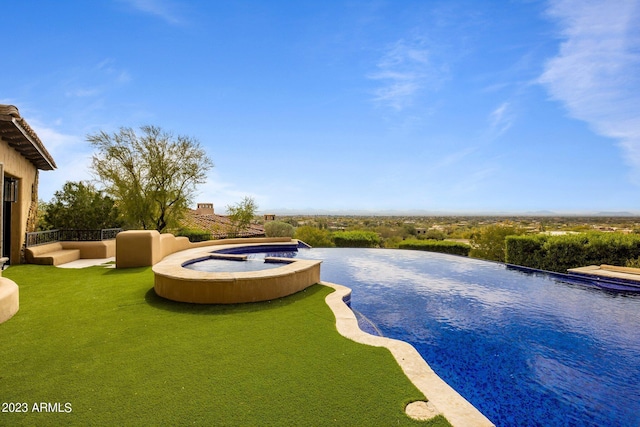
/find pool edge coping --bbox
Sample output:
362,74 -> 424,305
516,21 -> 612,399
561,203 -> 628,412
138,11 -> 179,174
152,242 -> 321,303
152,242 -> 320,280
321,281 -> 495,427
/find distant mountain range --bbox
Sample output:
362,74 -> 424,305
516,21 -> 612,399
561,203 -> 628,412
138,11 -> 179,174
593,211 -> 637,217
260,208 -> 640,217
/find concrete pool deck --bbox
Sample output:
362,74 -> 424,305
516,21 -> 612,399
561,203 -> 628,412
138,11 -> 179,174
58,257 -> 116,268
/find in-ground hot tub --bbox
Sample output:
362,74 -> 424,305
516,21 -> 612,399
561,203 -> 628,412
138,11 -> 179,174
152,241 -> 321,304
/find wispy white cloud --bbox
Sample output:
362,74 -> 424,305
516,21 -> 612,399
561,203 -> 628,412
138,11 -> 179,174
488,101 -> 514,137
196,170 -> 264,214
28,121 -> 93,201
119,0 -> 187,26
96,59 -> 132,84
369,37 -> 446,111
444,146 -> 476,165
539,0 -> 640,174
63,59 -> 131,99
65,88 -> 101,98
452,166 -> 497,195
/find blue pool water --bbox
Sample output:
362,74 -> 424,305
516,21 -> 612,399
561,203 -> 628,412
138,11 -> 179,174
184,248 -> 298,272
184,256 -> 286,272
295,248 -> 640,427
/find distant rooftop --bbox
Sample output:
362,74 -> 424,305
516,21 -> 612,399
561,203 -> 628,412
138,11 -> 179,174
182,204 -> 264,239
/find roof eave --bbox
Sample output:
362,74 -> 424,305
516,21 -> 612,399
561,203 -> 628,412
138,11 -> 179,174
11,117 -> 57,170
0,104 -> 57,171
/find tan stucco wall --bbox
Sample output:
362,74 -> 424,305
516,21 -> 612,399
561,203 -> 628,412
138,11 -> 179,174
152,242 -> 322,304
159,233 -> 191,259
116,230 -> 162,268
154,259 -> 321,304
25,240 -> 116,265
116,230 -> 293,268
0,277 -> 19,323
62,240 -> 116,259
0,137 -> 41,264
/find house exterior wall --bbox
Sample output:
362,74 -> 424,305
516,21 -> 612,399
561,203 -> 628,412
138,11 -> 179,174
0,137 -> 39,263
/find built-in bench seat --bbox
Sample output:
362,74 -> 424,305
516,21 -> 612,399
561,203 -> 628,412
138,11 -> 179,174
25,240 -> 116,266
25,243 -> 80,266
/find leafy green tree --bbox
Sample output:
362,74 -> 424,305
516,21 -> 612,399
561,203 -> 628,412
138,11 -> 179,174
36,199 -> 49,231
88,125 -> 213,232
226,196 -> 258,237
469,224 -> 523,262
43,181 -> 123,230
264,221 -> 295,238
423,229 -> 446,240
294,226 -> 334,247
402,223 -> 417,237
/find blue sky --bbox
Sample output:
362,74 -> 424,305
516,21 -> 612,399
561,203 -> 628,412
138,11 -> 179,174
2,0 -> 639,214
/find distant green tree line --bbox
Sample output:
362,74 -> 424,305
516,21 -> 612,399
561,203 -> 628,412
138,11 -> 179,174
293,226 -> 464,252
291,221 -> 640,273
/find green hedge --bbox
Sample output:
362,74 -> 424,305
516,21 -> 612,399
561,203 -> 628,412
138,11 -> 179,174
264,221 -> 295,238
399,239 -> 470,256
332,230 -> 381,248
294,226 -> 334,247
177,228 -> 212,242
505,232 -> 640,272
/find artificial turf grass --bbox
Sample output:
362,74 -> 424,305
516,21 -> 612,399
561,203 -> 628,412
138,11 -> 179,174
1,265 -> 450,426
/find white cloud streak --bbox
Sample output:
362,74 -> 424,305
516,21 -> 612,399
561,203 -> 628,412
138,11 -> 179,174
28,121 -> 93,201
489,101 -> 514,137
119,0 -> 187,26
539,0 -> 640,174
63,59 -> 131,99
369,38 -> 445,111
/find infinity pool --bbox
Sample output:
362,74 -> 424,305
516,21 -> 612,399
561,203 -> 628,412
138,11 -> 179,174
295,248 -> 640,427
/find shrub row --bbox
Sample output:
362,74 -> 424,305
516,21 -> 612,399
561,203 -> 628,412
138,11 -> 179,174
332,230 -> 381,248
177,229 -> 212,242
505,232 -> 640,273
264,221 -> 295,238
294,226 -> 334,247
399,239 -> 471,256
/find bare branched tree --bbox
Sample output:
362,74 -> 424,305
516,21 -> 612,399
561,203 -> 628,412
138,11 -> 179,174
88,126 -> 213,232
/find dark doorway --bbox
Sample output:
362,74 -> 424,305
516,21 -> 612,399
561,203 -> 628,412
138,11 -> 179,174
2,177 -> 17,260
2,199 -> 10,259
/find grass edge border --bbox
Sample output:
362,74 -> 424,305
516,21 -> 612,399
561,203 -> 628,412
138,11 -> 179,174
321,281 -> 494,427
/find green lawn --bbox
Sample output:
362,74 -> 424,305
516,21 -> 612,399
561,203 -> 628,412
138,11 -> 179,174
1,265 -> 450,426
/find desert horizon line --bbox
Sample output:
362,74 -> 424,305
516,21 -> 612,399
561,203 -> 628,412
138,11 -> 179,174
230,208 -> 640,217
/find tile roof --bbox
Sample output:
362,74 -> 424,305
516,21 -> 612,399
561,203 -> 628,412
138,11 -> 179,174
0,104 -> 56,170
181,209 -> 265,239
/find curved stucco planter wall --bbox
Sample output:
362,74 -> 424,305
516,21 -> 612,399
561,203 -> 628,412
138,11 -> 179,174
0,277 -> 19,323
152,244 -> 321,304
116,230 -> 293,268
